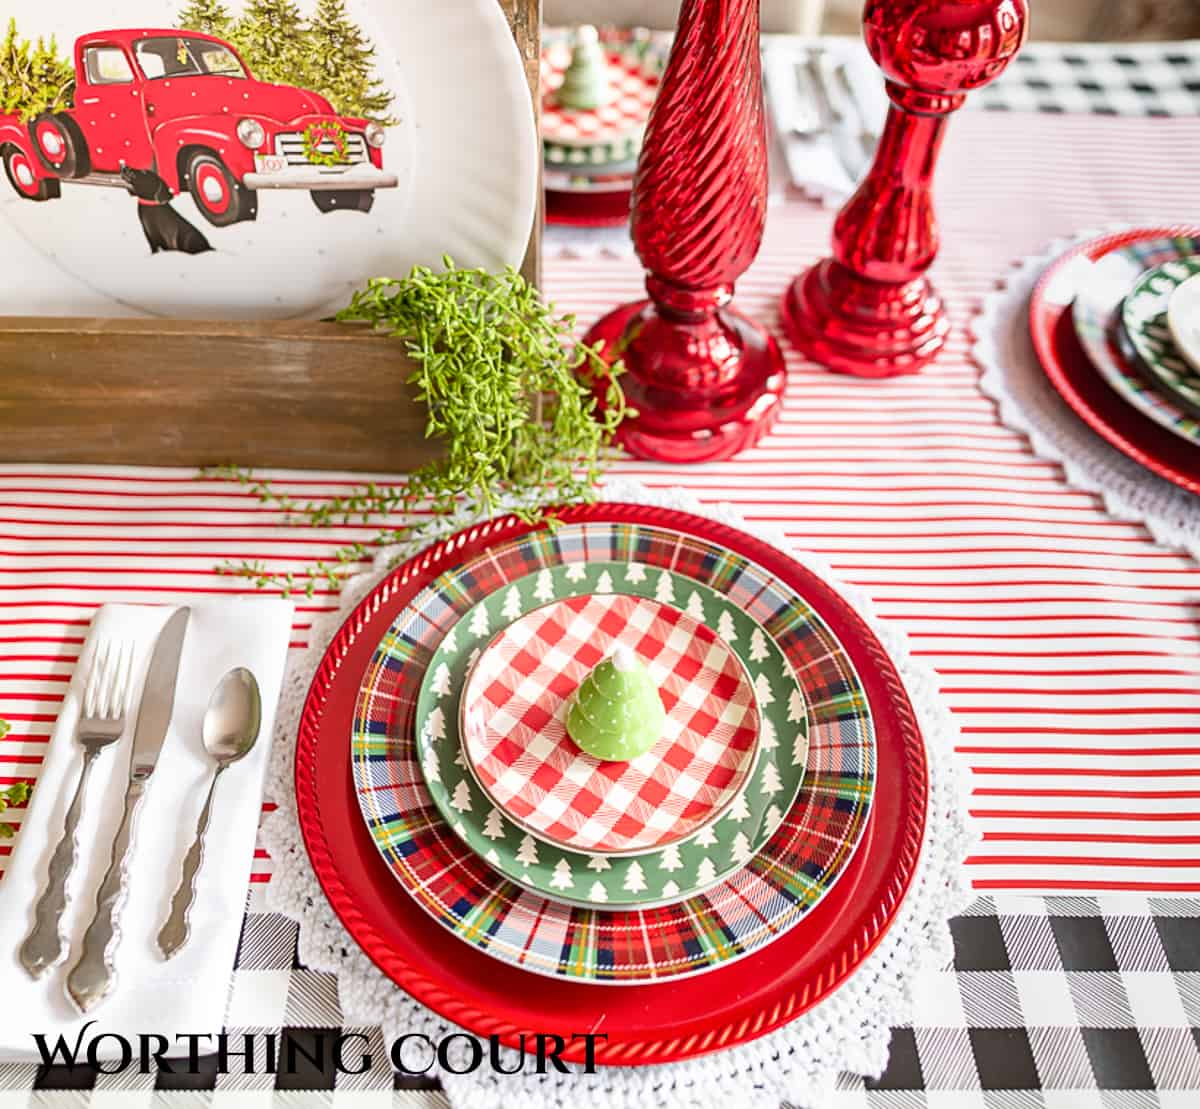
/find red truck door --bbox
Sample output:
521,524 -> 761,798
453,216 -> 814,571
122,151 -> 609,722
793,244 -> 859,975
74,41 -> 154,175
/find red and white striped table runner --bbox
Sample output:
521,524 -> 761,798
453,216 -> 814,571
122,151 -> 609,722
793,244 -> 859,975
2,112 -> 1199,894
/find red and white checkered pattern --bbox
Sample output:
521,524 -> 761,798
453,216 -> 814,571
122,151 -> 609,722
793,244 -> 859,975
540,45 -> 659,148
460,593 -> 760,854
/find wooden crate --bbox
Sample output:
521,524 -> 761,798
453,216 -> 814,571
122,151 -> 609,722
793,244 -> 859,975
0,0 -> 541,472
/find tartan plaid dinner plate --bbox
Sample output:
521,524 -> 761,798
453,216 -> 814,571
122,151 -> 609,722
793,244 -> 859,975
350,518 -> 877,983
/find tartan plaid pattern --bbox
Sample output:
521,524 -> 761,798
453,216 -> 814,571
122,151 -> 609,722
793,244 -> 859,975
351,521 -> 876,982
461,593 -> 759,854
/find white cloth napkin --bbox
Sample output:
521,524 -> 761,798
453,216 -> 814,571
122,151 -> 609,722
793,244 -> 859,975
762,36 -> 888,207
0,599 -> 292,1062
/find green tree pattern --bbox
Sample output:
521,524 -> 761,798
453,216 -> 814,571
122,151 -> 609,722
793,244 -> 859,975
217,0 -> 394,120
307,0 -> 393,121
0,19 -> 73,122
175,0 -> 235,38
226,0 -> 312,88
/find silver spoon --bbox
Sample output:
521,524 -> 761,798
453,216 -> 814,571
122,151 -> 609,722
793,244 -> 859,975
157,667 -> 262,960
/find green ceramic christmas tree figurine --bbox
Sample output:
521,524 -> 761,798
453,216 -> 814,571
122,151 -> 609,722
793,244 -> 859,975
556,24 -> 611,112
567,645 -> 666,761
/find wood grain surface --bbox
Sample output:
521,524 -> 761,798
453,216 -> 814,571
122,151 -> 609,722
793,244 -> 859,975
0,0 -> 543,471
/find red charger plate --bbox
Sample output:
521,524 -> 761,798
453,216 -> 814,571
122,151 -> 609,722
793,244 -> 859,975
1029,226 -> 1200,496
296,503 -> 927,1066
545,188 -> 632,227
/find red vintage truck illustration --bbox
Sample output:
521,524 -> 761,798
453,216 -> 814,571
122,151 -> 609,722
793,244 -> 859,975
0,28 -> 397,225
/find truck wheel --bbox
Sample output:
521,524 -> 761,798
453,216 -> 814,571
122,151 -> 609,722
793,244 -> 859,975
2,146 -> 60,201
186,152 -> 257,228
29,113 -> 90,179
311,189 -> 374,214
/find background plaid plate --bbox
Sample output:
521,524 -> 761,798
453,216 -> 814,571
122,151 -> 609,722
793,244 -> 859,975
351,520 -> 877,983
1071,233 -> 1200,443
416,564 -> 809,908
1122,256 -> 1200,417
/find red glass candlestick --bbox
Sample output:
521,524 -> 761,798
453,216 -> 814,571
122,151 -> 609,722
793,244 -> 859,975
582,0 -> 785,463
781,0 -> 1028,377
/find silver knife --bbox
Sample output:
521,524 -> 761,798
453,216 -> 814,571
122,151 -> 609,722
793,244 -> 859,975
830,58 -> 881,171
65,607 -> 190,1013
803,51 -> 867,186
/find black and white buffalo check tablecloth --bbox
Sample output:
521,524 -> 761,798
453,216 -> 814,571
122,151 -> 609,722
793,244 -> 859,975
3,38 -> 1200,1109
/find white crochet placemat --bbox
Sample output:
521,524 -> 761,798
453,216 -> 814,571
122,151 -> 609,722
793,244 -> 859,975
544,223 -> 635,259
259,479 -> 973,1109
973,231 -> 1200,561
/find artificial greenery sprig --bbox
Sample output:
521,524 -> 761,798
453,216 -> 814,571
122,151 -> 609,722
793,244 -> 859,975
210,261 -> 628,597
0,718 -> 30,839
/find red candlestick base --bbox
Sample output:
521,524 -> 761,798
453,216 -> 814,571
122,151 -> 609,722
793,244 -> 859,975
780,259 -> 949,378
582,0 -> 784,463
781,0 -> 1028,378
587,297 -> 785,464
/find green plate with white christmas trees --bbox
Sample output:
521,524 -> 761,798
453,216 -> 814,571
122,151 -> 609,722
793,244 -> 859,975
414,562 -> 809,909
1122,255 -> 1200,419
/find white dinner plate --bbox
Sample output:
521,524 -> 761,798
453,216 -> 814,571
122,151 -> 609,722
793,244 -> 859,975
1168,273 -> 1200,376
0,1 -> 537,319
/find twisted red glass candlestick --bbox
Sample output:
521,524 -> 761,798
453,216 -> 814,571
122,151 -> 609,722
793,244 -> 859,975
582,0 -> 785,463
781,0 -> 1028,377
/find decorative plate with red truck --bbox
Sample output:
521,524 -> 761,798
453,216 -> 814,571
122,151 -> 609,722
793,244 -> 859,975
0,27 -> 397,225
0,1 -> 536,320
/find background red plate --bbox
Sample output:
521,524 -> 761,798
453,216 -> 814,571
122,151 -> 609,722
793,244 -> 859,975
545,188 -> 632,227
1028,225 -> 1200,496
296,503 -> 927,1066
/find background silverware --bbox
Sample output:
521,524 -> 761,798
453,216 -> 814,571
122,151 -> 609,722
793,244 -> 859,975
805,50 -> 845,127
831,58 -> 881,170
792,53 -> 827,135
19,640 -> 134,979
764,46 -> 821,136
66,607 -> 190,1013
157,667 -> 262,960
800,50 -> 864,184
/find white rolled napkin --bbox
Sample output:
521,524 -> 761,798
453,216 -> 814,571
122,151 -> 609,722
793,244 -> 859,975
0,599 -> 292,1062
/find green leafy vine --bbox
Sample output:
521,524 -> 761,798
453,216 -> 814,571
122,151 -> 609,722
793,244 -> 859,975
0,718 -> 30,840
207,261 -> 628,597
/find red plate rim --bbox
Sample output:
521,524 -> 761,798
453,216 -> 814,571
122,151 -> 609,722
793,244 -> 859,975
1028,225 -> 1200,495
545,188 -> 632,227
295,503 -> 928,1066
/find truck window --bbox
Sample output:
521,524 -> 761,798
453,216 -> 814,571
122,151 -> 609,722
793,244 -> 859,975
83,46 -> 135,86
134,37 -> 247,80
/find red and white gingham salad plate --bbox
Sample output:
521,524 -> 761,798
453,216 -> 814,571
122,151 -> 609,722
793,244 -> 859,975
296,503 -> 927,1065
460,593 -> 760,855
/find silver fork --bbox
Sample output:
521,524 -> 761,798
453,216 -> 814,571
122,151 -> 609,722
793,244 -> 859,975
19,639 -> 134,979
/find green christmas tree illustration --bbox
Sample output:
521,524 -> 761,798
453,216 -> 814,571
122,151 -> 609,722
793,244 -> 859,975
0,19 -> 73,122
230,0 -> 313,88
176,0 -> 235,37
307,0 -> 394,120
